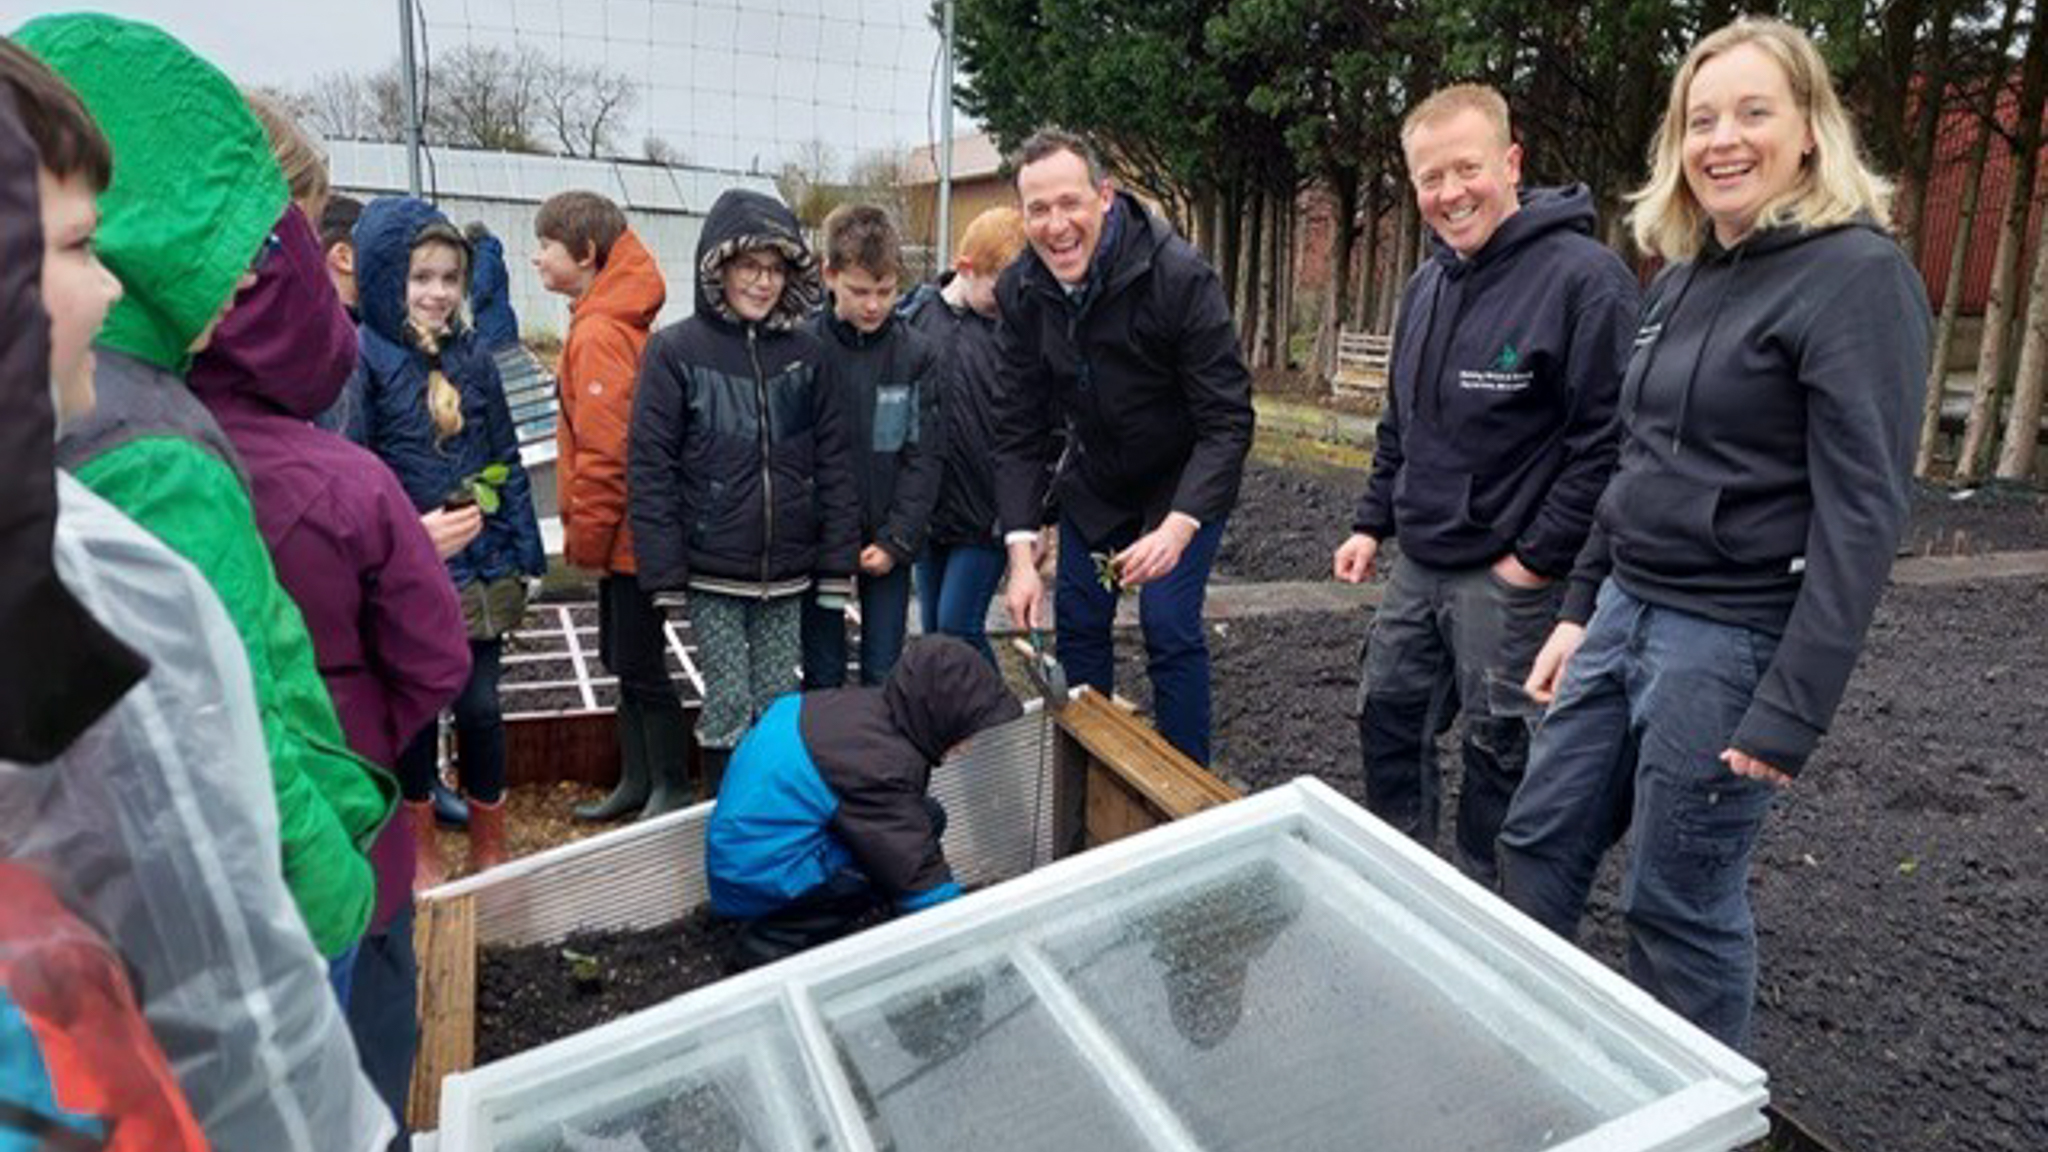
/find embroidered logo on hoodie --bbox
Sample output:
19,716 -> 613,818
1460,342 -> 1533,392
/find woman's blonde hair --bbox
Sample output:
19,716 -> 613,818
1628,17 -> 1892,262
244,88 -> 330,215
408,235 -> 469,446
955,206 -> 1026,275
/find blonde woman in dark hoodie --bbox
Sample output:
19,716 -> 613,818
1498,17 -> 1930,1052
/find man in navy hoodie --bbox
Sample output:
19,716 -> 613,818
1333,85 -> 1640,887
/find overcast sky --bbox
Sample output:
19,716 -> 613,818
6,0 -> 964,173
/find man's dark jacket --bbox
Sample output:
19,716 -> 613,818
991,191 -> 1254,545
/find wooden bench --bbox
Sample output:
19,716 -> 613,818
1332,329 -> 1392,402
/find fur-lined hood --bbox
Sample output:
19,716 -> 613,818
693,188 -> 819,332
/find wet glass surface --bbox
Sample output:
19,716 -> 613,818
821,957 -> 1153,1152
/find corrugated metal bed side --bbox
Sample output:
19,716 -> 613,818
423,703 -> 1056,950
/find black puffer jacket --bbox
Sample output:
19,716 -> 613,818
802,636 -> 1022,901
990,192 -> 1254,545
627,190 -> 859,597
810,307 -> 943,563
901,280 -> 1006,546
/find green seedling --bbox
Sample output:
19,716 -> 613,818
561,946 -> 602,989
448,462 -> 511,514
1090,550 -> 1125,595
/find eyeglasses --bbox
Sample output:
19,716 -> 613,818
729,256 -> 787,285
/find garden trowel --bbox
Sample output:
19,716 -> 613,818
1025,627 -> 1068,711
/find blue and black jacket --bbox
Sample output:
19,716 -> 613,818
705,636 -> 1022,917
346,197 -> 545,589
627,189 -> 860,598
809,306 -> 943,564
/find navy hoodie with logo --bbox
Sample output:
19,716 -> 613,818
1352,185 -> 1641,577
1563,219 -> 1931,774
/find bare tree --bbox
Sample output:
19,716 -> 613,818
425,43 -> 546,152
537,58 -> 636,158
775,139 -> 845,227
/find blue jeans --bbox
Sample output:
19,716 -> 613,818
916,542 -> 1006,667
1055,515 -> 1227,765
1497,580 -> 1780,1051
802,562 -> 913,688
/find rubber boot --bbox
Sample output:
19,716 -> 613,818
468,795 -> 508,873
639,738 -> 694,821
430,780 -> 470,828
576,697 -> 650,821
406,800 -> 446,892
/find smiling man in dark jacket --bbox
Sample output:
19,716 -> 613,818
707,636 -> 1021,969
993,129 -> 1254,767
1332,85 -> 1640,887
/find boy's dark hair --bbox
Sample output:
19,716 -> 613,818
0,38 -> 111,191
535,190 -> 627,268
319,194 -> 362,251
1008,127 -> 1106,186
820,203 -> 902,278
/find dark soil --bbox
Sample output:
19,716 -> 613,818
1213,463 -> 2048,587
1114,580 -> 2048,1152
476,908 -> 743,1064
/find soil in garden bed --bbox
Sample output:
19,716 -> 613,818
1112,581 -> 2047,1152
477,905 -> 894,1063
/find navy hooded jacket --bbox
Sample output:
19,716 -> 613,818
344,197 -> 545,589
1352,185 -> 1640,577
466,230 -> 521,352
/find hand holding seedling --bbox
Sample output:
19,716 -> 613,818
449,462 -> 512,514
420,504 -> 484,560
1115,513 -> 1200,587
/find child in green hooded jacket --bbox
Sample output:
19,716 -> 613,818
20,12 -> 393,961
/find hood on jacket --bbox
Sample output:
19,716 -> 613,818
1428,184 -> 1599,278
16,14 -> 286,373
355,196 -> 471,349
467,228 -> 520,347
187,206 -> 358,419
883,637 -> 1023,763
0,86 -> 148,763
693,189 -> 820,332
577,228 -> 666,329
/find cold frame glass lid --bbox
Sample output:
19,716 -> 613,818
484,1002 -> 831,1152
438,780 -> 1764,1152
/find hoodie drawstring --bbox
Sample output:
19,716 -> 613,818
1667,243 -> 1746,455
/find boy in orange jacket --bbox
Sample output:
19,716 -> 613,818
533,191 -> 693,820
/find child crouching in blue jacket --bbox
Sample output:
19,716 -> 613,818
706,636 -> 1021,969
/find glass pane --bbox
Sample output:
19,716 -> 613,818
821,956 -> 1154,1152
489,1004 -> 831,1152
1039,848 -> 1676,1152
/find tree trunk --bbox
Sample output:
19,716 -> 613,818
1265,191 -> 1287,369
1240,188 -> 1266,351
1916,0 -> 2021,477
1897,0 -> 1960,261
1959,17 -> 2048,482
1997,200 -> 2048,479
1377,192 -> 1417,333
1219,178 -> 1244,328
1353,167 -> 1383,332
1275,193 -> 1296,369
1317,172 -> 1360,380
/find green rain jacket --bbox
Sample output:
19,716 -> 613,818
22,13 -> 394,958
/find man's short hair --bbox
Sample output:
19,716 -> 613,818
319,194 -> 362,251
0,38 -> 111,190
1401,84 -> 1513,149
535,189 -> 628,267
821,203 -> 902,278
1008,127 -> 1107,186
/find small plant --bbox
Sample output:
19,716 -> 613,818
447,462 -> 511,514
1090,550 -> 1125,595
561,946 -> 603,991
